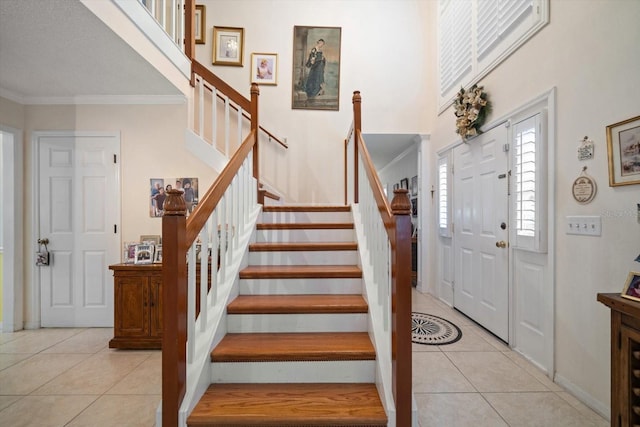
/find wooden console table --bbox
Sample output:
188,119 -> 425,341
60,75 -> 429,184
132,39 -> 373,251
109,264 -> 163,349
597,292 -> 640,427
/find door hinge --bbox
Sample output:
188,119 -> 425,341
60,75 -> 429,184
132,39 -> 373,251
451,164 -> 454,174
451,222 -> 454,233
114,224 -> 117,234
113,154 -> 117,164
503,143 -> 510,152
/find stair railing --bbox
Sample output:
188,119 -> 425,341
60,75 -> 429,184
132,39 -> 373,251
162,84 -> 262,427
345,91 -> 413,426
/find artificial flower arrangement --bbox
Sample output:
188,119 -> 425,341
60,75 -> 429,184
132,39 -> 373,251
454,84 -> 491,141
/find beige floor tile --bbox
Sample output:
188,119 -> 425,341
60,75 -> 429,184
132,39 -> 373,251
107,353 -> 161,394
0,353 -> 89,395
412,341 -> 442,352
43,328 -> 113,354
33,352 -> 151,395
503,350 -> 563,392
467,324 -> 510,351
0,395 -> 97,427
413,352 -> 476,393
484,392 -> 605,426
556,392 -> 609,426
0,329 -> 83,354
0,330 -> 28,345
437,324 -> 499,352
415,393 -> 508,427
0,395 -> 21,411
446,351 -> 548,392
0,353 -> 32,371
67,394 -> 160,427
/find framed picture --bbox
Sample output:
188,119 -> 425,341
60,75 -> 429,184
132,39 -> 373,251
251,53 -> 278,85
410,176 -> 418,197
606,115 -> 640,187
153,245 -> 163,263
292,26 -> 341,110
123,242 -> 137,264
401,178 -> 409,190
150,177 -> 199,217
393,183 -> 400,191
195,5 -> 206,44
621,272 -> 640,302
212,26 -> 244,66
134,244 -> 154,265
411,198 -> 418,217
140,235 -> 161,245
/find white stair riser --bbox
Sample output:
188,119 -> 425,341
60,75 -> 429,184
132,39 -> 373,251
228,313 -> 367,333
256,228 -> 355,243
239,278 -> 363,295
249,250 -> 358,266
261,211 -> 352,224
211,360 -> 375,384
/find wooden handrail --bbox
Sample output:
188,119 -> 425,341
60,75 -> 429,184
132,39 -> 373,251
191,61 -> 288,150
349,90 -> 412,426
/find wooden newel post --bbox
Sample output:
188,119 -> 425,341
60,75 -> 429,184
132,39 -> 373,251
352,91 -> 361,203
250,83 -> 260,185
390,188 -> 412,427
162,190 -> 188,427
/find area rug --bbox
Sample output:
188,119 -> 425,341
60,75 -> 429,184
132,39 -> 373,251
411,312 -> 462,345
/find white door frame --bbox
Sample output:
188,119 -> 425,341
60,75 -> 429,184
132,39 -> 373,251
434,88 -> 556,376
1,125 -> 24,332
31,131 -> 121,328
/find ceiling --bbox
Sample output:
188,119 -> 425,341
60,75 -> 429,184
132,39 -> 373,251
0,0 -> 182,103
363,133 -> 420,170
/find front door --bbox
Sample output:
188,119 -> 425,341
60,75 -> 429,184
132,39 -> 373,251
453,125 -> 509,341
38,133 -> 120,327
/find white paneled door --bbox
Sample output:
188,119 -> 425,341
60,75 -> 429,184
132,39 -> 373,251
453,125 -> 509,342
38,133 -> 120,327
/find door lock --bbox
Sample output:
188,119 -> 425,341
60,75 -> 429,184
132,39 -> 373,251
495,240 -> 507,248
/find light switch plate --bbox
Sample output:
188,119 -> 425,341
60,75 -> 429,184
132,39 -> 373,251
566,215 -> 601,236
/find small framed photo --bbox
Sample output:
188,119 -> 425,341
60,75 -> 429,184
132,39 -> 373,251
195,5 -> 206,44
212,26 -> 244,66
123,242 -> 137,264
140,235 -> 161,245
153,245 -> 163,263
134,244 -> 155,265
621,272 -> 640,302
410,176 -> 418,197
393,183 -> 400,191
607,115 -> 640,187
411,198 -> 418,217
400,178 -> 409,190
251,53 -> 277,85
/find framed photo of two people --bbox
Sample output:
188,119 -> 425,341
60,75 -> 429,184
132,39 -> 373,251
292,26 -> 341,111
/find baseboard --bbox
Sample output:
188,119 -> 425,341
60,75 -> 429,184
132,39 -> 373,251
23,320 -> 40,330
554,373 -> 610,421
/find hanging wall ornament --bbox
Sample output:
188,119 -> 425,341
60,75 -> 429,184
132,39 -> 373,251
454,85 -> 491,141
577,136 -> 594,161
572,166 -> 597,204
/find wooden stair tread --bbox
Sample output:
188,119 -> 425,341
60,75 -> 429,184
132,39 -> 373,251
249,242 -> 357,251
211,332 -> 375,362
239,265 -> 362,279
227,294 -> 368,314
257,222 -> 354,230
263,205 -> 351,212
187,383 -> 387,426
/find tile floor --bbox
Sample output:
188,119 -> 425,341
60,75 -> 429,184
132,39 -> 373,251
0,290 -> 608,426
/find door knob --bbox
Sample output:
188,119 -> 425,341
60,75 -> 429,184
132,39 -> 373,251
495,240 -> 507,248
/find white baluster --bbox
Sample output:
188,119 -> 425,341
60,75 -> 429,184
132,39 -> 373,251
199,222 -> 209,331
224,96 -> 230,156
198,77 -> 204,138
211,86 -> 217,147
187,241 -> 197,363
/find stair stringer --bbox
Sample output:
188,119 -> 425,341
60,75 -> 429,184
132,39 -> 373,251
351,203 -> 397,427
184,128 -> 229,173
156,205 -> 261,427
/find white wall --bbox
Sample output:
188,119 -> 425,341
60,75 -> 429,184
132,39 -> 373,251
197,0 -> 432,203
424,0 -> 640,416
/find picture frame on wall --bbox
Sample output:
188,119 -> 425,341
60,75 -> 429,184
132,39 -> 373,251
410,175 -> 418,196
400,178 -> 409,190
292,26 -> 341,111
621,271 -> 640,302
195,5 -> 206,44
251,53 -> 278,85
606,115 -> 640,187
150,177 -> 199,217
212,26 -> 244,66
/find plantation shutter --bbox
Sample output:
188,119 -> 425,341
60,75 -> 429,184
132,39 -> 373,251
437,153 -> 452,237
439,0 -> 472,96
477,0 -> 533,61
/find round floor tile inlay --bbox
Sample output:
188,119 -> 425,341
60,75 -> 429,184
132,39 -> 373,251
411,312 -> 462,345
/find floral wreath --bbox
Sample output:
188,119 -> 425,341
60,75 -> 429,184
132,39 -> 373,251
454,84 -> 491,141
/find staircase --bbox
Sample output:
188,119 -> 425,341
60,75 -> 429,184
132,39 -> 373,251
187,205 -> 388,426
